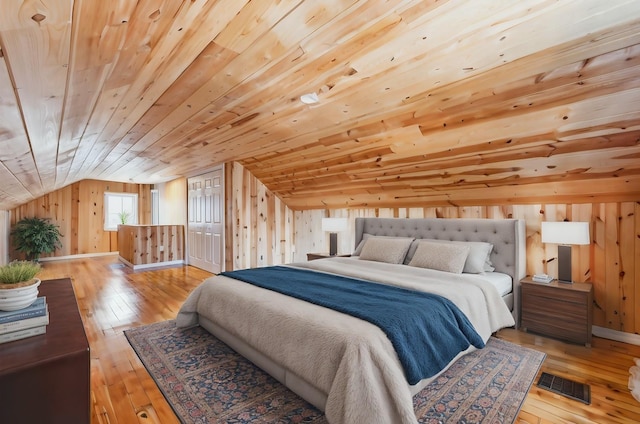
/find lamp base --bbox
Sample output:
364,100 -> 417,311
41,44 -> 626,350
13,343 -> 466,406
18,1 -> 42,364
557,245 -> 573,283
329,232 -> 337,256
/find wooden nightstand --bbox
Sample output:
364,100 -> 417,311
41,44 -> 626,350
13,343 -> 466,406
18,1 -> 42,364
520,277 -> 593,346
306,253 -> 351,261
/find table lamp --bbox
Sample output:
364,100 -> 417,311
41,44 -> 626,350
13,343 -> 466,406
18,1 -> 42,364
541,221 -> 590,283
322,218 -> 348,256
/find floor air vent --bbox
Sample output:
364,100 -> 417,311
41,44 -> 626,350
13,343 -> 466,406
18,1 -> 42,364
537,372 -> 591,404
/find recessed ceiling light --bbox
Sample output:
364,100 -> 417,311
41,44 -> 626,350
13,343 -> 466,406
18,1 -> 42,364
300,92 -> 319,104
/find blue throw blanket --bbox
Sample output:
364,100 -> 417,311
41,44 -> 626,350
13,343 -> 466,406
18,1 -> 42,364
220,266 -> 484,384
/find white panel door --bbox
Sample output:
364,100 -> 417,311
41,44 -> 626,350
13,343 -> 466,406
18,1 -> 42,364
187,166 -> 223,273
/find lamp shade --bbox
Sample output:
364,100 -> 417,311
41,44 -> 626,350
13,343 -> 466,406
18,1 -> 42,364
322,217 -> 348,233
541,221 -> 590,245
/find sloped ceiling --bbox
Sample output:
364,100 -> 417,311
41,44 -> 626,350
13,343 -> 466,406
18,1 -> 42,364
0,0 -> 639,211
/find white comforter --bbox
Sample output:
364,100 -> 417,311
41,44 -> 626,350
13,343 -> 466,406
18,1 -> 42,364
176,257 -> 515,424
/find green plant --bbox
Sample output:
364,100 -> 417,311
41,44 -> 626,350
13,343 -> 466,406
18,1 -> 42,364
118,210 -> 131,224
11,217 -> 63,261
0,260 -> 41,284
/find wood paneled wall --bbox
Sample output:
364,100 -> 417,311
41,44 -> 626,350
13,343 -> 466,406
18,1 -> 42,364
156,178 -> 187,225
9,180 -> 151,258
226,163 -> 639,335
225,162 -> 294,270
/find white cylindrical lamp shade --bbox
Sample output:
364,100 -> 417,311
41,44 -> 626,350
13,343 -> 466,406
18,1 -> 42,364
322,218 -> 348,233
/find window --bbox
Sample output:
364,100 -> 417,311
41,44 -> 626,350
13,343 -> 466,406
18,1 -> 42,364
104,192 -> 138,231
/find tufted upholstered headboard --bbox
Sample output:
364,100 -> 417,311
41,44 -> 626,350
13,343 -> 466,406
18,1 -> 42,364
354,217 -> 526,327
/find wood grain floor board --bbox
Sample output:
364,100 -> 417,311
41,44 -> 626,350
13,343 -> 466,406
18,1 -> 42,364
35,255 -> 640,424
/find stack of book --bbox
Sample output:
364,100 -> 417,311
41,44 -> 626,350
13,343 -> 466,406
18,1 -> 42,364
0,297 -> 49,343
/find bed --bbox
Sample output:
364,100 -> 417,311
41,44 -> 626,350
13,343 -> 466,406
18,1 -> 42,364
176,217 -> 526,424
351,217 -> 526,325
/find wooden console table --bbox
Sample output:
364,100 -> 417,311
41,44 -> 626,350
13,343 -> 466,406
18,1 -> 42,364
0,278 -> 90,424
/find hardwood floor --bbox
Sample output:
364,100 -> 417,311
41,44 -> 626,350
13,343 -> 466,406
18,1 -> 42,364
37,256 -> 640,424
498,329 -> 640,424
38,255 -> 212,424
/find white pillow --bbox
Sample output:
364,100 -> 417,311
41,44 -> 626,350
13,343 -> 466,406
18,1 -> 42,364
358,237 -> 413,264
353,233 -> 371,256
353,234 -> 413,256
405,239 -> 494,273
483,252 -> 495,272
445,240 -> 494,273
408,241 -> 470,274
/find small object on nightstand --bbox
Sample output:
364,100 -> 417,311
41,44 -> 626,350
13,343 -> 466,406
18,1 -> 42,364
532,274 -> 553,283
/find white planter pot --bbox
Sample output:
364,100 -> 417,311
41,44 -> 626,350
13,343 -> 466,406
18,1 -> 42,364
0,279 -> 41,311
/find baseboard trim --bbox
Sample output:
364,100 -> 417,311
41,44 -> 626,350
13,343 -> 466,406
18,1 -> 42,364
593,326 -> 640,346
38,252 -> 119,262
118,256 -> 185,270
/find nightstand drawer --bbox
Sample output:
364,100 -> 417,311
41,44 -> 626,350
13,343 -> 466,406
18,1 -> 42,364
522,291 -> 587,318
521,314 -> 590,344
523,282 -> 587,304
521,308 -> 588,334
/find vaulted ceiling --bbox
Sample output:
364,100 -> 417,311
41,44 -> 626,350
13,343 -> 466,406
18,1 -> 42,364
1,0 -> 639,211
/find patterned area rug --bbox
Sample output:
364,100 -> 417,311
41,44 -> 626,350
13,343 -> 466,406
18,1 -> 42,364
125,321 -> 544,424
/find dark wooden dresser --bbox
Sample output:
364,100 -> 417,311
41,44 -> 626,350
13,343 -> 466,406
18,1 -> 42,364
521,277 -> 593,346
0,278 -> 90,424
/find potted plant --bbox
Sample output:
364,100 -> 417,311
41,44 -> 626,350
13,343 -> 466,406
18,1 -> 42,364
0,261 -> 42,311
11,217 -> 63,261
118,210 -> 131,225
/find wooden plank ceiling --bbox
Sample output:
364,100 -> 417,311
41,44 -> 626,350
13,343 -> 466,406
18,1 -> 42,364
0,0 -> 639,210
